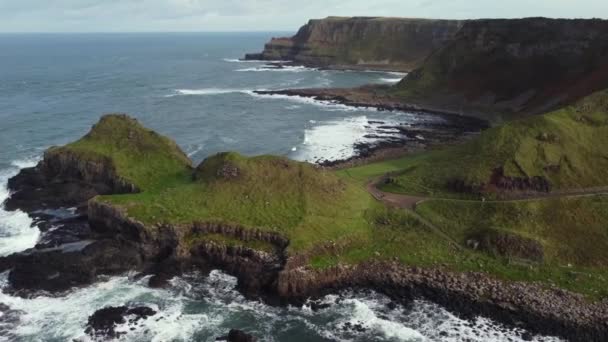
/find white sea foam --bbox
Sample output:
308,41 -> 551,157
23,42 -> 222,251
172,88 -> 251,96
248,92 -> 379,113
185,144 -> 204,158
236,65 -> 317,73
379,77 -> 404,83
222,58 -> 286,63
0,157 -> 41,256
288,116 -> 391,163
0,269 -> 563,341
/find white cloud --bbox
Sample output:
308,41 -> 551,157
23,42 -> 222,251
0,0 -> 606,32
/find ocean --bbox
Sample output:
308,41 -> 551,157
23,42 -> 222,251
0,33 -> 560,341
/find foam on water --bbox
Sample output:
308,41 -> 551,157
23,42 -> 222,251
379,77 -> 404,83
236,65 -> 318,73
248,92 -> 380,112
0,269 -> 563,342
288,116 -> 408,163
0,157 -> 41,256
170,88 -> 253,96
222,58 -> 286,63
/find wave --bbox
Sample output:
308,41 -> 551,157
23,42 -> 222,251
167,88 -> 254,97
222,58 -> 287,63
288,116 -> 390,163
248,92 -> 380,113
386,71 -> 408,77
235,65 -> 317,73
0,157 -> 41,256
379,77 -> 404,83
0,267 -> 563,341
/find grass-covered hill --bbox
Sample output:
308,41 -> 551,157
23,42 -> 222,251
378,89 -> 608,198
105,151 -> 375,252
47,114 -> 193,191
393,18 -> 608,122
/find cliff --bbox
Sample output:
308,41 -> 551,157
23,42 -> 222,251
245,16 -> 464,71
394,17 -> 608,121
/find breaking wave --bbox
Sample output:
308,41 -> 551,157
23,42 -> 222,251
0,157 -> 41,256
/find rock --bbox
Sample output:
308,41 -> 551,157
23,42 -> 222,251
216,329 -> 257,342
7,239 -> 143,293
85,306 -> 156,339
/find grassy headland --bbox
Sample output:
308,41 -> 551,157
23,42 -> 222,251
50,103 -> 608,299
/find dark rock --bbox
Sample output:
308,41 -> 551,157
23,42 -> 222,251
7,239 -> 143,293
85,306 -> 156,339
216,329 -> 257,342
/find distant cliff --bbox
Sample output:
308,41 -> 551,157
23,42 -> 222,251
394,18 -> 608,120
245,16 -> 464,71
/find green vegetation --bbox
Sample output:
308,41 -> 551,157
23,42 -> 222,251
414,197 -> 608,298
100,148 -> 375,252
369,90 -> 608,197
62,104 -> 608,299
53,114 -> 192,191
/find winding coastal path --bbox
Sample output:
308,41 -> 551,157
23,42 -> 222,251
366,174 -> 608,251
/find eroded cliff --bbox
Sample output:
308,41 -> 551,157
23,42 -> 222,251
245,16 -> 464,71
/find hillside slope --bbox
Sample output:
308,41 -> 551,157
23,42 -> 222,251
245,16 -> 464,71
394,18 -> 608,121
381,88 -> 608,198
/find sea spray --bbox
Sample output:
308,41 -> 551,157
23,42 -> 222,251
0,158 -> 41,256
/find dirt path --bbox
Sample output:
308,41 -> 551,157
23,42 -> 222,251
366,175 -> 608,251
368,176 -> 608,210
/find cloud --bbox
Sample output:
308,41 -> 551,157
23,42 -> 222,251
0,0 -> 606,32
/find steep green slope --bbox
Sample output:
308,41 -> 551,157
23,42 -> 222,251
381,89 -> 608,197
393,18 -> 608,121
49,114 -> 193,191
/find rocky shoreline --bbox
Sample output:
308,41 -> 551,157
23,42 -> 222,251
254,87 -> 491,123
0,148 -> 607,341
255,87 -> 490,169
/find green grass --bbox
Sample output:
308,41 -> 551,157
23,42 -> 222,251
55,113 -> 608,299
54,114 -> 192,191
101,151 -> 375,253
414,196 -> 608,298
377,89 -> 608,197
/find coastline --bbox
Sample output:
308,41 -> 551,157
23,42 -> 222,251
0,145 -> 605,341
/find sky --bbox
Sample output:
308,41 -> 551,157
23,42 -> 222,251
0,0 -> 607,33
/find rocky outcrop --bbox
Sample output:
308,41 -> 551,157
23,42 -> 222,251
397,17 -> 608,121
446,167 -> 552,197
5,148 -> 138,213
85,306 -> 157,340
245,17 -> 464,71
217,329 -> 258,342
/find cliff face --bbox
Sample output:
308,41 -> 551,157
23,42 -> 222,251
395,18 -> 608,120
246,17 -> 464,71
